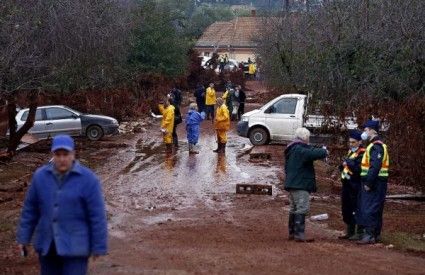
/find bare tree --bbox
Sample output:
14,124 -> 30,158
0,0 -> 131,156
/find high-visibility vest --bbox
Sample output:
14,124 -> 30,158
360,140 -> 389,178
341,148 -> 366,180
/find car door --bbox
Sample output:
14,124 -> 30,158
264,97 -> 303,141
44,107 -> 82,137
18,109 -> 46,139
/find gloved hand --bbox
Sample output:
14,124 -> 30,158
161,128 -> 168,134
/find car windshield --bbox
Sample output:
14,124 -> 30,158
64,106 -> 82,115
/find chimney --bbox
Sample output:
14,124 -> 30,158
251,9 -> 256,17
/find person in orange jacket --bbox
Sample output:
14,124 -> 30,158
213,97 -> 230,153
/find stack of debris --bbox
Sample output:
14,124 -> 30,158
118,120 -> 150,134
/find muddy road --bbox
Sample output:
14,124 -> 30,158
1,83 -> 425,274
85,115 -> 425,274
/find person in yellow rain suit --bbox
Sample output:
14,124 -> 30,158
248,63 -> 256,80
158,98 -> 175,152
205,83 -> 217,121
213,97 -> 230,153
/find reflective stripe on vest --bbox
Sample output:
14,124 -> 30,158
360,140 -> 389,178
341,148 -> 366,180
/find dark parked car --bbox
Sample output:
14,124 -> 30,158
15,105 -> 119,141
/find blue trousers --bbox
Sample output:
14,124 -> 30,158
205,105 -> 215,117
358,178 -> 387,231
341,179 -> 361,225
39,242 -> 88,275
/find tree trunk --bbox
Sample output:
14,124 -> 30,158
284,0 -> 290,14
6,92 -> 39,156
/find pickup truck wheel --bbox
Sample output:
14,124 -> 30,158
86,125 -> 104,141
249,128 -> 269,146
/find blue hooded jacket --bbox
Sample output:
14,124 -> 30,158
185,110 -> 205,143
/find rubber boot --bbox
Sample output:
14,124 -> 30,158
213,143 -> 221,153
338,224 -> 355,239
356,228 -> 375,245
189,143 -> 199,154
218,142 -> 226,154
173,136 -> 179,147
165,143 -> 173,153
349,225 -> 365,241
288,213 -> 296,240
374,227 -> 382,243
295,214 -> 314,242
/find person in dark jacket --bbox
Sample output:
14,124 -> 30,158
186,103 -> 206,154
357,120 -> 389,245
17,135 -> 107,274
338,131 -> 365,240
237,85 -> 246,120
170,87 -> 182,107
284,128 -> 328,242
170,97 -> 182,147
194,84 -> 206,113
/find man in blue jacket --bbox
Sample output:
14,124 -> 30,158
284,128 -> 328,242
17,135 -> 108,275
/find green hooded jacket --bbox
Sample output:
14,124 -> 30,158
284,141 -> 327,193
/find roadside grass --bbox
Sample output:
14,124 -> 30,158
382,231 -> 425,253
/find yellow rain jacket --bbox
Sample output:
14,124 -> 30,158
249,63 -> 256,74
159,104 -> 175,144
215,104 -> 230,143
205,87 -> 217,105
215,104 -> 230,131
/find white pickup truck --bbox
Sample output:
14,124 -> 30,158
237,94 -> 358,145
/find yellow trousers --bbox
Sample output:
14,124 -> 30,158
163,132 -> 172,144
216,130 -> 227,143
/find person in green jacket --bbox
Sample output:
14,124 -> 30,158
284,128 -> 328,242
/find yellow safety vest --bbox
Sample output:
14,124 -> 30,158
341,148 -> 366,180
360,140 -> 389,177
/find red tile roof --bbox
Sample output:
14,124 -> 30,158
195,17 -> 264,48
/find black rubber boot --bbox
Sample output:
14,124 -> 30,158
338,224 -> 355,239
349,225 -> 365,241
213,143 -> 221,153
288,213 -> 296,240
218,142 -> 226,154
295,214 -> 314,242
165,143 -> 173,153
173,136 -> 179,147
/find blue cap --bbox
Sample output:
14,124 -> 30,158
51,135 -> 74,152
362,120 -> 379,131
349,130 -> 362,141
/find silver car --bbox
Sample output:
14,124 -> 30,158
15,105 -> 119,141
